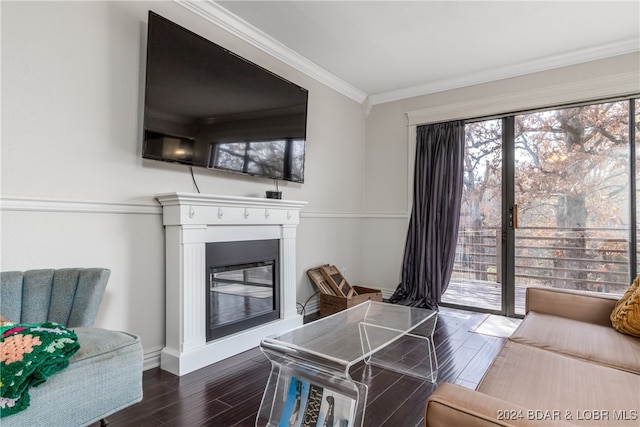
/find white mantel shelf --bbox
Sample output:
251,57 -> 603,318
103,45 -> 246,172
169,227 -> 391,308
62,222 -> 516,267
156,192 -> 307,376
156,192 -> 307,226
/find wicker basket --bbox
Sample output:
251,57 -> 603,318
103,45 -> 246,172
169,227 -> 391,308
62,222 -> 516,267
307,265 -> 383,317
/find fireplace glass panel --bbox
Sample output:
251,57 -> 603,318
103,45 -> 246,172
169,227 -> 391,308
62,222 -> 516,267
206,240 -> 280,341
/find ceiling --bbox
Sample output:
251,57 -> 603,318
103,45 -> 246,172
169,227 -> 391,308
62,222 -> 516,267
206,1 -> 640,105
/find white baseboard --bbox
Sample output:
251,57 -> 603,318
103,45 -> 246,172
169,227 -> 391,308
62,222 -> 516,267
143,347 -> 163,371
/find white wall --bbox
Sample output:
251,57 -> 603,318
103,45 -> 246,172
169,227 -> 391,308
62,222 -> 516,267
1,1 -> 366,366
362,53 -> 640,295
3,0 -> 638,368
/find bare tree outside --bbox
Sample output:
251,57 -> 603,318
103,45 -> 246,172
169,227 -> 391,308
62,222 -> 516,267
211,139 -> 305,182
445,99 -> 637,312
514,102 -> 630,294
447,120 -> 503,311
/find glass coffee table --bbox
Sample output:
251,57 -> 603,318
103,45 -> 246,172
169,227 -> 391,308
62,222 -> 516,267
256,301 -> 438,427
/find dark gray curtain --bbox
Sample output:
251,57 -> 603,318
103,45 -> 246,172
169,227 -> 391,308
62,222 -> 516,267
390,120 -> 465,309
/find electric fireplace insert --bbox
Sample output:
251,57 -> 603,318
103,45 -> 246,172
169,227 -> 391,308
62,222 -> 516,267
206,239 -> 280,341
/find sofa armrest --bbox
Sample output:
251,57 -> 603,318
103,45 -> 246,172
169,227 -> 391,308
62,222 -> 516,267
525,287 -> 619,327
425,383 -> 575,427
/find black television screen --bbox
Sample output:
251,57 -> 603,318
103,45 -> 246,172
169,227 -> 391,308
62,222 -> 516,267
142,11 -> 308,183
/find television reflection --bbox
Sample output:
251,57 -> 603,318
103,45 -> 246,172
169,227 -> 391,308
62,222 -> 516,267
210,139 -> 305,183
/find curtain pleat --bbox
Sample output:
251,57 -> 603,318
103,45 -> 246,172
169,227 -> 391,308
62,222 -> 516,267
390,120 -> 465,309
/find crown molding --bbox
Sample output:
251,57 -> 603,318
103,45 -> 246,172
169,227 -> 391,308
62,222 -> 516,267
406,71 -> 640,126
371,38 -> 640,106
174,0 -> 367,104
175,1 -> 637,107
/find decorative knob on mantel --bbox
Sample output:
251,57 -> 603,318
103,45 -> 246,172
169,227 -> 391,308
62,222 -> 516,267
217,207 -> 223,219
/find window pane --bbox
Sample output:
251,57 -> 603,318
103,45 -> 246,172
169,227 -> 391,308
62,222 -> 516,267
636,99 -> 640,276
514,102 -> 631,313
443,120 -> 502,310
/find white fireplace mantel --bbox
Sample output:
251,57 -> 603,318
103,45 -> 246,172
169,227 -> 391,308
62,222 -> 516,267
156,192 -> 306,376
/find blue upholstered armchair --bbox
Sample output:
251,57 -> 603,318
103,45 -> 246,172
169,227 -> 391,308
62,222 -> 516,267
0,268 -> 143,427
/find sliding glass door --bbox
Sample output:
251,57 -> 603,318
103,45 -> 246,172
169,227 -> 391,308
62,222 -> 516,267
513,102 -> 632,315
442,98 -> 638,315
443,120 -> 503,311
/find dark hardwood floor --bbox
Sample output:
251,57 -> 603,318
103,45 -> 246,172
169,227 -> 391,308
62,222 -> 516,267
102,307 -> 503,427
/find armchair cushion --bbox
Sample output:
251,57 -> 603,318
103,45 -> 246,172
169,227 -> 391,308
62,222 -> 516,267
1,328 -> 142,427
0,268 -> 142,426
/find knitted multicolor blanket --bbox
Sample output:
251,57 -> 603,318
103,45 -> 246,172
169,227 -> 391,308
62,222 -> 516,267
0,322 -> 80,416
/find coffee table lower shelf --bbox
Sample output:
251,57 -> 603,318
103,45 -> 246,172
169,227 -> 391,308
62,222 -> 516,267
255,301 -> 438,427
256,353 -> 367,427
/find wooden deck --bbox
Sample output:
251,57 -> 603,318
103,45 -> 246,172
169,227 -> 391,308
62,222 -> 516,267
442,279 -> 527,314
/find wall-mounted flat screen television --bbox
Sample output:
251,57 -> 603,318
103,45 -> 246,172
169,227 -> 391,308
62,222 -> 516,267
142,11 -> 308,183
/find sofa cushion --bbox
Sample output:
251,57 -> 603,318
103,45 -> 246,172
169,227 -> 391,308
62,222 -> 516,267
610,276 -> 640,337
509,311 -> 640,374
478,341 -> 640,426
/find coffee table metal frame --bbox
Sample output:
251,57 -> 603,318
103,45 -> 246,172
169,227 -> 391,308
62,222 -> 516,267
256,301 -> 438,427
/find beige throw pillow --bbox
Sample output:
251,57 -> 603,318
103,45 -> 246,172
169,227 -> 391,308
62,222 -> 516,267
610,275 -> 640,337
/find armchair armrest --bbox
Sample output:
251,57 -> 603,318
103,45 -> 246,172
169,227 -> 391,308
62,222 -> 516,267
425,383 -> 575,427
525,287 -> 619,327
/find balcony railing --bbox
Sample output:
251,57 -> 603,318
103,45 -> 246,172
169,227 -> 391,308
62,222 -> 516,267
443,226 -> 633,312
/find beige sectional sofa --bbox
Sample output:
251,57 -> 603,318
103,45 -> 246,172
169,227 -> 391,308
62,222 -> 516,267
425,287 -> 640,427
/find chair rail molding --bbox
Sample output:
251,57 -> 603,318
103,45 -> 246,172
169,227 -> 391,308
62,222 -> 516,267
301,211 -> 408,220
0,196 -> 408,220
0,196 -> 161,215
